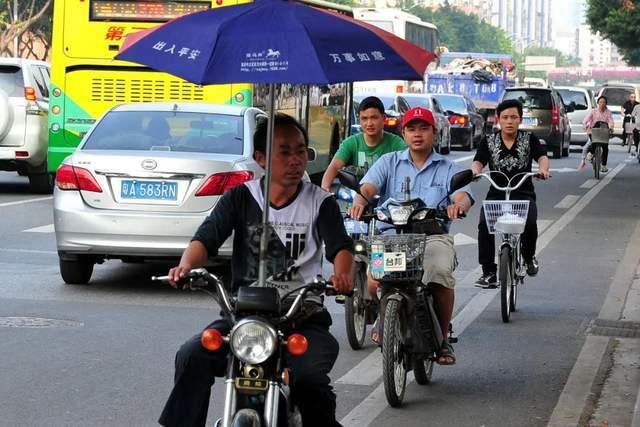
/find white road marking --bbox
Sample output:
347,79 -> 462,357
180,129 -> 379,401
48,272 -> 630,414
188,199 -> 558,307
0,248 -> 57,255
23,224 -> 55,233
453,155 -> 474,163
538,219 -> 554,234
453,232 -> 477,246
580,179 -> 598,189
336,349 -> 382,386
554,195 -> 580,209
340,162 -> 627,427
0,196 -> 52,208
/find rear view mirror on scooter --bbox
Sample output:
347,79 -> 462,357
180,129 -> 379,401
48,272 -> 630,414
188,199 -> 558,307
447,169 -> 474,196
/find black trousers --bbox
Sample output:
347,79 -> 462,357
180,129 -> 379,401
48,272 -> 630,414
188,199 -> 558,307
478,196 -> 538,274
588,143 -> 609,165
159,309 -> 341,427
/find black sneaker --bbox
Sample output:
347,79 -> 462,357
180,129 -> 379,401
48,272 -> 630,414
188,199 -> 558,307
525,257 -> 539,276
475,272 -> 497,288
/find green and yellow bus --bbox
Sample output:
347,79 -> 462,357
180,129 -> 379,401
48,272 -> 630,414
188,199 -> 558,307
49,0 -> 353,182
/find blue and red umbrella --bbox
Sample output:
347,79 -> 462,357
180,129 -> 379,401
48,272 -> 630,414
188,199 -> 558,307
116,0 -> 435,84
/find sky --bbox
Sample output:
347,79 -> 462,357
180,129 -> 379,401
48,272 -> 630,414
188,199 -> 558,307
551,0 -> 584,56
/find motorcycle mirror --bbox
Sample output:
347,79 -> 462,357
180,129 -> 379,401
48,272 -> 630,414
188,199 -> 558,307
307,147 -> 317,162
448,169 -> 474,195
337,169 -> 361,192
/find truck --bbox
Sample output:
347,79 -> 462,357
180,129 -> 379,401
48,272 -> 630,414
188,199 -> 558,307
425,52 -> 516,133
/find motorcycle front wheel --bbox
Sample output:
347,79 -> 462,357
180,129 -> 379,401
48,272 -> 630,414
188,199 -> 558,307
345,262 -> 368,349
231,408 -> 261,427
382,298 -> 407,407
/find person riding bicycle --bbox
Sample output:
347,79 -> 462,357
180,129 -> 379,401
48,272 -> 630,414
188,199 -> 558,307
621,93 -> 638,147
321,96 -> 406,192
348,106 -> 474,365
472,99 -> 550,289
159,113 -> 354,427
580,96 -> 614,173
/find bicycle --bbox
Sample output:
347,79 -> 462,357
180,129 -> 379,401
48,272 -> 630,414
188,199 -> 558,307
476,171 -> 547,323
590,123 -> 610,180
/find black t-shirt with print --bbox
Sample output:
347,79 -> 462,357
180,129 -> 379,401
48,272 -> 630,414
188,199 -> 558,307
474,130 -> 547,200
193,180 -> 353,294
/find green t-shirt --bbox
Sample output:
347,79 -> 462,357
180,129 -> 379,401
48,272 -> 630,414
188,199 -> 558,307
334,132 -> 406,168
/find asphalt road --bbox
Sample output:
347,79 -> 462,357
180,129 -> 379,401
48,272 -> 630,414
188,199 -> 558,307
1,144 -> 639,426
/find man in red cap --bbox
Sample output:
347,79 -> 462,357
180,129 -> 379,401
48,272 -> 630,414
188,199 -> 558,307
349,106 -> 474,365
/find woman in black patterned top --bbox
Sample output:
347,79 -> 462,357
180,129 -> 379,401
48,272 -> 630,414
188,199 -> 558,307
471,99 -> 550,288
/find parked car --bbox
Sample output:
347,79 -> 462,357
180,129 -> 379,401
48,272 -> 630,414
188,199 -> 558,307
353,93 -> 450,154
432,93 -> 485,151
0,58 -> 52,193
555,86 -> 594,146
596,83 -> 640,138
500,86 -> 573,158
401,93 -> 451,154
54,102 -> 271,285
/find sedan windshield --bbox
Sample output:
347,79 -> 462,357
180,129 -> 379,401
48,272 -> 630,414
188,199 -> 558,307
557,90 -> 589,110
502,90 -> 552,110
82,111 -> 244,155
433,95 -> 467,113
405,96 -> 432,109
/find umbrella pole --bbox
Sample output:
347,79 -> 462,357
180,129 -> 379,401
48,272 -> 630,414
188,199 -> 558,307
258,83 -> 276,286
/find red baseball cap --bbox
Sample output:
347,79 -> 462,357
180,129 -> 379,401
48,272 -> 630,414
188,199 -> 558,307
402,106 -> 437,129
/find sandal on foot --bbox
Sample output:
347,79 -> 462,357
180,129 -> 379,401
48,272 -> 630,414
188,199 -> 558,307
437,341 -> 456,366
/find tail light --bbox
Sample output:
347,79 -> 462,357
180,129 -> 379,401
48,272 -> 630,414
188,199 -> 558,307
55,165 -> 103,193
201,328 -> 224,351
551,104 -> 560,126
449,115 -> 468,125
195,170 -> 254,197
286,333 -> 308,356
384,117 -> 398,128
24,87 -> 37,101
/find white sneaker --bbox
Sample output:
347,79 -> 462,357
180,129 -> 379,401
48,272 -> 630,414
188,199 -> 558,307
586,152 -> 593,162
601,166 -> 609,173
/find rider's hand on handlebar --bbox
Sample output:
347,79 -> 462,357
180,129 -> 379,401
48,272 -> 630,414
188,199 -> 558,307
167,264 -> 193,288
346,203 -> 366,221
537,169 -> 551,180
330,272 -> 353,295
446,203 -> 465,220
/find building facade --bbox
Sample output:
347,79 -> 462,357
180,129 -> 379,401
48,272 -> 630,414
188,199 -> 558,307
577,24 -> 623,67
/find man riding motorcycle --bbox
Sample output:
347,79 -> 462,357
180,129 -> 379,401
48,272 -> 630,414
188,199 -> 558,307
159,113 -> 354,427
348,107 -> 474,365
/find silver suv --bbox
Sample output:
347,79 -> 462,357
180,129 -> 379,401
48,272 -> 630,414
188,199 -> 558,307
0,58 -> 52,193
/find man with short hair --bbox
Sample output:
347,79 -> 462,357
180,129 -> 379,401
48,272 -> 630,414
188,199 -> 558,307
349,107 -> 474,365
472,99 -> 550,288
321,96 -> 405,192
159,113 -> 354,427
621,92 -> 638,147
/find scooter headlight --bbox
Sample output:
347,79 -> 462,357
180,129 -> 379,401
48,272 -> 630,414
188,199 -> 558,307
388,205 -> 413,225
230,319 -> 277,364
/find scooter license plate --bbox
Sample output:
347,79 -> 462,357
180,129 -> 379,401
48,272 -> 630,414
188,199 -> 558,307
383,252 -> 406,272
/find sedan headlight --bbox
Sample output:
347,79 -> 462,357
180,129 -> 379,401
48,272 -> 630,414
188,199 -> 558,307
230,319 -> 277,364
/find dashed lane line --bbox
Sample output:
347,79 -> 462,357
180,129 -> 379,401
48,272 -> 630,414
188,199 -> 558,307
0,196 -> 52,208
554,195 -> 580,210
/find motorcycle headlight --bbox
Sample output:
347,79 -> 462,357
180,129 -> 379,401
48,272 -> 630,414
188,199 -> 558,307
388,205 -> 413,224
229,319 -> 277,364
411,209 -> 428,221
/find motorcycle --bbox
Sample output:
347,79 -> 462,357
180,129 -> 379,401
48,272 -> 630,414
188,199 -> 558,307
338,169 -> 474,407
152,269 -> 345,427
333,166 -> 379,350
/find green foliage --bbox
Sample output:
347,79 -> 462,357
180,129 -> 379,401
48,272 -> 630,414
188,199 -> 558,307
586,0 -> 640,65
409,2 -> 515,55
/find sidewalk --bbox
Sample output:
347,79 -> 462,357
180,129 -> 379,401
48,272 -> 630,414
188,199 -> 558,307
549,219 -> 640,427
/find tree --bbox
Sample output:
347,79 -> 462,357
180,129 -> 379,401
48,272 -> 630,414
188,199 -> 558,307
586,0 -> 640,65
0,0 -> 52,59
409,2 -> 515,55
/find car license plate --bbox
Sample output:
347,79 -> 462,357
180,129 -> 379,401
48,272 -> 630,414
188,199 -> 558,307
383,252 -> 406,272
121,180 -> 178,201
522,117 -> 538,126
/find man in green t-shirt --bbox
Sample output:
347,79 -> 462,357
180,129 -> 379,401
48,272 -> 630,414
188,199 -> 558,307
321,96 -> 406,191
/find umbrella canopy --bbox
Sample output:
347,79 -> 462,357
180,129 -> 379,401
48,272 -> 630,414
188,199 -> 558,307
116,0 -> 435,84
